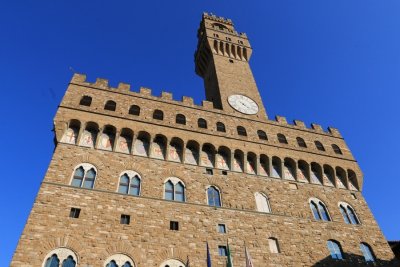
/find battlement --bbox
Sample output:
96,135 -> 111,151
203,12 -> 233,26
70,73 -> 342,137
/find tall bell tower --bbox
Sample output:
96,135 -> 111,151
195,13 -> 268,120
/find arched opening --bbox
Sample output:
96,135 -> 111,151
104,100 -> 116,111
185,140 -> 199,165
347,169 -> 359,191
332,144 -> 342,154
323,165 -> 335,187
160,259 -> 186,267
198,118 -> 207,129
335,167 -> 347,189
259,154 -> 269,176
79,121 -> 99,148
233,149 -> 244,172
296,137 -> 307,148
277,134 -> 288,144
129,105 -> 140,116
117,128 -> 133,154
257,130 -> 268,140
216,146 -> 230,170
169,137 -> 183,162
201,143 -> 215,167
98,125 -> 116,151
176,114 -> 186,125
327,240 -> 344,260
133,131 -> 150,157
310,163 -> 322,184
283,158 -> 296,180
315,141 -> 325,151
79,95 -> 92,106
207,186 -> 221,207
246,152 -> 257,174
271,157 -> 282,178
216,122 -> 226,132
151,134 -> 167,160
164,177 -> 185,202
297,160 -> 309,183
237,126 -> 247,136
61,119 -> 81,144
153,109 -> 164,120
118,171 -> 141,196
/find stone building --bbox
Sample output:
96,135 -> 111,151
11,13 -> 398,267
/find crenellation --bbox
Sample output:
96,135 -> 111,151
118,82 -> 131,92
94,78 -> 109,89
311,123 -> 324,133
71,73 -> 87,83
202,100 -> 214,109
139,87 -> 152,96
182,96 -> 194,105
328,127 -> 342,138
294,120 -> 306,129
161,91 -> 173,100
275,116 -> 288,125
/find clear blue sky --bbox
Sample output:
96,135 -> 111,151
0,1 -> 399,265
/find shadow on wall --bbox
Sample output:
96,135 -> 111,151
312,253 -> 399,267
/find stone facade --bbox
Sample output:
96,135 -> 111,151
11,13 -> 398,267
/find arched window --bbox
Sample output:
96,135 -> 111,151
104,100 -> 116,111
327,240 -> 343,260
160,259 -> 186,267
216,122 -> 226,132
133,132 -> 150,157
164,178 -> 185,202
339,203 -> 360,225
277,134 -> 288,144
255,192 -> 271,213
79,95 -> 92,106
360,243 -> 375,262
129,105 -> 140,116
310,163 -> 322,184
332,144 -> 342,154
153,109 -> 164,120
198,118 -> 207,129
283,158 -> 296,180
71,164 -> 97,189
297,160 -> 309,183
309,198 -> 331,221
118,171 -> 141,196
44,254 -> 59,267
237,126 -> 247,136
79,122 -> 99,148
98,125 -> 116,151
43,248 -> 77,267
315,141 -> 325,151
105,254 -> 135,267
296,137 -> 307,148
207,186 -> 221,207
176,114 -> 186,125
257,130 -> 268,140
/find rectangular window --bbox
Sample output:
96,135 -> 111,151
120,214 -> 130,225
218,246 -> 227,256
218,224 -> 226,233
289,183 -> 298,190
206,168 -> 213,175
351,193 -> 357,199
170,221 -> 179,231
268,238 -> 280,253
222,171 -> 228,175
69,208 -> 81,219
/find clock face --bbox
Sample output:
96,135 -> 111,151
228,94 -> 259,115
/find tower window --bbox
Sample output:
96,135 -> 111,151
218,246 -> 227,256
237,126 -> 247,136
257,130 -> 268,140
315,141 -> 325,151
216,122 -> 226,132
104,100 -> 116,111
69,208 -> 81,219
170,221 -> 179,231
309,199 -> 331,221
129,105 -> 140,116
79,95 -> 92,106
277,134 -> 288,144
332,144 -> 342,154
360,243 -> 375,262
198,118 -> 207,129
71,164 -> 97,189
213,33 -> 219,38
268,238 -> 280,253
153,109 -> 164,120
229,59 -> 234,63
176,114 -> 186,125
164,178 -> 185,202
207,186 -> 221,207
218,224 -> 226,233
120,214 -> 130,225
296,137 -> 307,148
327,240 -> 344,260
226,37 -> 232,41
